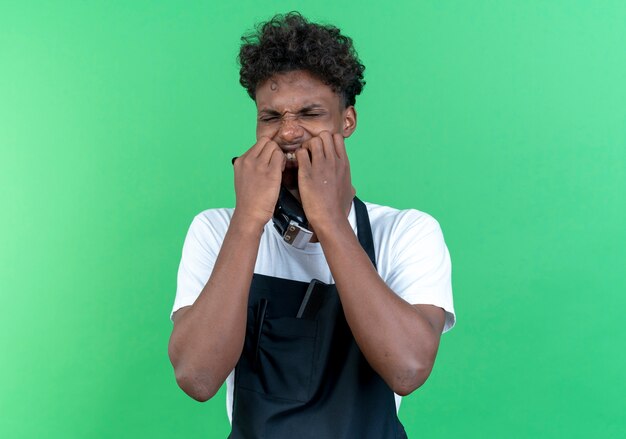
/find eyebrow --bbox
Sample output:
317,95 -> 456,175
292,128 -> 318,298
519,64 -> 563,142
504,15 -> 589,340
258,104 -> 326,114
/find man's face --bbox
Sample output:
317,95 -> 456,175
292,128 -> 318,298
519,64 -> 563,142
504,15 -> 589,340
255,70 -> 356,179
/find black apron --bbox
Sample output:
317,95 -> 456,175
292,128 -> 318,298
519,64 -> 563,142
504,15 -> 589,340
229,198 -> 408,439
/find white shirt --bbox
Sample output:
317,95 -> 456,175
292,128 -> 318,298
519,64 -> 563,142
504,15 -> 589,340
172,201 -> 456,422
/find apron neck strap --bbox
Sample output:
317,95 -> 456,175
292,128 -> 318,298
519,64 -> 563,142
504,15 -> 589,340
353,197 -> 377,270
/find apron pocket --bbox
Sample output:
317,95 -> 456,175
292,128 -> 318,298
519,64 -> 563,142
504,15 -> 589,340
237,316 -> 318,403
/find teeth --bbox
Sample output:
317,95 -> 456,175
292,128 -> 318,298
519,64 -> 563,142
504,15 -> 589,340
286,152 -> 296,160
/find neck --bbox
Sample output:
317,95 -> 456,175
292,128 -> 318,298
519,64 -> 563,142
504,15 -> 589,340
281,171 -> 320,242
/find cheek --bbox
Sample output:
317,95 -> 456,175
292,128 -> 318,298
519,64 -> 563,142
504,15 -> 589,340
301,118 -> 341,136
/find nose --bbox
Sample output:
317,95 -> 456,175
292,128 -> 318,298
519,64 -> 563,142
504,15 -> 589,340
276,117 -> 305,144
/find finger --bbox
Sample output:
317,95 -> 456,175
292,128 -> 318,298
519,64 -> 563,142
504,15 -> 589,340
269,147 -> 286,172
234,137 -> 271,168
332,133 -> 347,160
303,136 -> 325,162
259,140 -> 280,165
295,147 -> 312,172
318,131 -> 337,160
247,136 -> 272,158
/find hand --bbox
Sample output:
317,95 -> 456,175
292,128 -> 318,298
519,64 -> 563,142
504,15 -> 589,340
295,131 -> 355,230
232,137 -> 286,228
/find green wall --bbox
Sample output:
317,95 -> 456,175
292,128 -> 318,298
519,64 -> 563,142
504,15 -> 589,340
1,1 -> 625,437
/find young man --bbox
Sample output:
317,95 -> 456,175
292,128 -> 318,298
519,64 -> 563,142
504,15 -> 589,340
168,12 -> 455,438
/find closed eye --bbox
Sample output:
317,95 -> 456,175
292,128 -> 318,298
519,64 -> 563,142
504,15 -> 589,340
259,115 -> 279,122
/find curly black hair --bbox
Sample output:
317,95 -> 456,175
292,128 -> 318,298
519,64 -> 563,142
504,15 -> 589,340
238,12 -> 366,107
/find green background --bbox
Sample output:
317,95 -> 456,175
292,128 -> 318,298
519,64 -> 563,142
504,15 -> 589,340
1,1 -> 625,437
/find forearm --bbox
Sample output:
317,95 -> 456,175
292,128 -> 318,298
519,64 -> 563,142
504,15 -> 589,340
168,213 -> 263,401
315,218 -> 441,395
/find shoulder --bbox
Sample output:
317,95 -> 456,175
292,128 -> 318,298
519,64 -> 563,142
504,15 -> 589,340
184,208 -> 234,250
363,201 -> 443,241
362,200 -> 455,332
191,208 -> 234,233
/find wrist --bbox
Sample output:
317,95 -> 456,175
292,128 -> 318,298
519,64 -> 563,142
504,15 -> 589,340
310,215 -> 353,243
230,210 -> 267,238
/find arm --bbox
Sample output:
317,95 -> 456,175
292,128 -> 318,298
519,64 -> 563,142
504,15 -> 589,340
168,137 -> 285,401
315,220 -> 445,395
296,131 -> 446,395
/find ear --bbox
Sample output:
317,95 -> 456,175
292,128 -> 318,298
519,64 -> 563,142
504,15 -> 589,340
341,106 -> 357,138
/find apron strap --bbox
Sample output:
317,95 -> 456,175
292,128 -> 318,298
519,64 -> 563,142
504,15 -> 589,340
353,197 -> 377,270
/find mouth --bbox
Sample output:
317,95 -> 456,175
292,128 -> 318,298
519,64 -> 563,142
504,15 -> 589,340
281,145 -> 301,166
